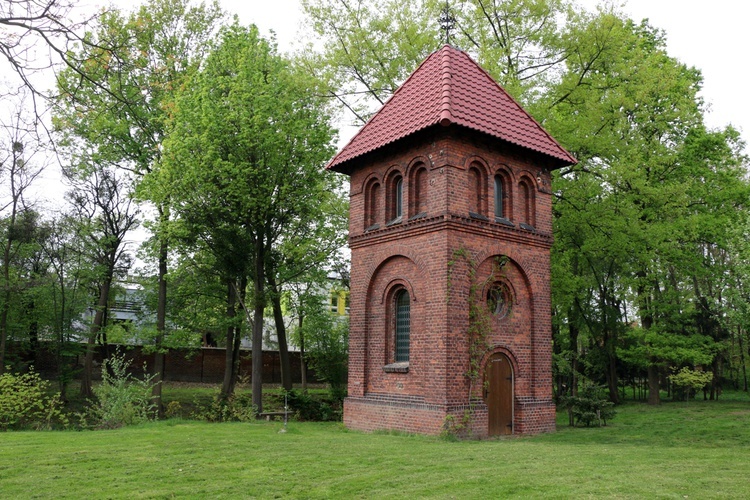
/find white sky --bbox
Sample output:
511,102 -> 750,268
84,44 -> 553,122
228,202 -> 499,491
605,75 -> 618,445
238,0 -> 750,148
3,0 -> 748,225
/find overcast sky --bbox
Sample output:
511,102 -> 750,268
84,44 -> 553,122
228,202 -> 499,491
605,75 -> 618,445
5,0 -> 747,217
238,0 -> 749,149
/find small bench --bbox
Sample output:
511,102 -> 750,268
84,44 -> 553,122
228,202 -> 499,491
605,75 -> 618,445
258,411 -> 287,421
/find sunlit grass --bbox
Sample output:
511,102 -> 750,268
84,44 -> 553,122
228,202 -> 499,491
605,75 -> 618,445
1,392 -> 748,498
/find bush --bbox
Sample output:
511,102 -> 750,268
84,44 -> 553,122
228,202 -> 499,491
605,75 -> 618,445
191,392 -> 257,422
298,313 -> 348,401
0,368 -> 69,430
669,367 -> 713,401
560,382 -> 616,427
285,390 -> 341,422
165,401 -> 183,419
81,350 -> 157,429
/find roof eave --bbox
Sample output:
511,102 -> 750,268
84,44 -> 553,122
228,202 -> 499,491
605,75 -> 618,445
328,123 -> 576,175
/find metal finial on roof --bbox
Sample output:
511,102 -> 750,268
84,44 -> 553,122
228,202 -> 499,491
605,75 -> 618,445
438,1 -> 456,45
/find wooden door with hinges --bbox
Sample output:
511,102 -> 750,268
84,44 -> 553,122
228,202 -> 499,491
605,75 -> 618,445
485,352 -> 513,436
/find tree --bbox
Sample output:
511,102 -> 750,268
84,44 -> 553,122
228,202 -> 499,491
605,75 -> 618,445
39,214 -> 93,399
0,0 -> 132,134
291,285 -> 349,400
265,183 -> 348,391
301,0 -> 580,125
547,16 -> 750,404
64,164 -> 139,398
300,1 -> 750,404
162,23 -> 338,412
54,0 -> 224,411
301,0 -> 439,123
0,96 -> 45,372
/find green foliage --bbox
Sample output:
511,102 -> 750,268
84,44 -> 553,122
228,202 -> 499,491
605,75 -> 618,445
669,367 -> 713,401
296,310 -> 348,401
303,0 -> 750,406
441,410 -> 473,440
163,22 -> 338,273
447,249 -> 505,398
162,20 -> 342,406
0,368 -> 68,430
619,328 -> 715,369
82,351 -> 158,429
284,389 -> 340,422
190,392 -> 257,423
560,382 -> 616,427
302,0 -> 576,122
164,400 -> 183,419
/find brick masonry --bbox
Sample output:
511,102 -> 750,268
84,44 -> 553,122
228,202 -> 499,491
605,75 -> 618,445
343,126 -> 558,437
10,343 -> 317,385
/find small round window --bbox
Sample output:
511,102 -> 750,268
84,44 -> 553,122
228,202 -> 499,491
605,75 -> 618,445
487,282 -> 512,319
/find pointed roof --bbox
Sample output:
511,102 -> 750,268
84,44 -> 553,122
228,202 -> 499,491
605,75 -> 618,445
327,45 -> 576,173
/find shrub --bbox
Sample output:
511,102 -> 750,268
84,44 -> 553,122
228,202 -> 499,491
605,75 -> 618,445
0,368 -> 69,430
165,401 -> 183,419
560,382 -> 616,427
669,367 -> 713,401
191,392 -> 257,422
298,314 -> 348,401
82,350 -> 158,429
285,390 -> 341,422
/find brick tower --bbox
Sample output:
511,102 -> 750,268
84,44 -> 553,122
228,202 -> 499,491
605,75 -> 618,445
328,45 -> 576,437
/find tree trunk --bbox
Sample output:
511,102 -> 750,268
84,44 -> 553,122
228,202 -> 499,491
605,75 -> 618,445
221,279 -> 238,399
738,326 -> 748,392
82,279 -> 111,398
232,276 -> 247,385
0,187 -> 20,375
710,357 -> 721,400
252,240 -> 266,414
0,291 -> 9,373
268,274 -> 292,391
636,270 -> 659,405
607,351 -> 620,404
0,242 -> 12,374
298,313 -> 307,392
568,304 -> 580,426
152,230 -> 168,417
647,364 -> 660,405
27,312 -> 40,367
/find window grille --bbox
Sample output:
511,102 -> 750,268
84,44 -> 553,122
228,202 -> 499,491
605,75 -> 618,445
395,290 -> 410,362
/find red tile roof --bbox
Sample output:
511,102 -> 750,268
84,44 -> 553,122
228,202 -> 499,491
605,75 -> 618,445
327,45 -> 576,172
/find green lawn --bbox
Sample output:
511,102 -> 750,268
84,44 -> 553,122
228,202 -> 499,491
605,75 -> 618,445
2,393 -> 749,498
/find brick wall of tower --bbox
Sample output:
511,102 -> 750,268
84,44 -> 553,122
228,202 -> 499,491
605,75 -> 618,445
343,127 -> 557,437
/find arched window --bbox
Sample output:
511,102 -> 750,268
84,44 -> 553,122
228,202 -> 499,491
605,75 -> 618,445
494,175 -> 504,219
365,180 -> 381,230
518,178 -> 535,228
395,289 -> 410,362
387,172 -> 403,224
410,165 -> 428,217
494,170 -> 513,226
395,177 -> 403,219
468,166 -> 486,216
487,282 -> 512,320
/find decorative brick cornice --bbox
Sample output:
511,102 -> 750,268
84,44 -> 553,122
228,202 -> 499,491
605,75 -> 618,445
350,212 -> 553,249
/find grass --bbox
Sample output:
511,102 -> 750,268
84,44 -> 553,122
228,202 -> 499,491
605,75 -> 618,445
1,392 -> 749,498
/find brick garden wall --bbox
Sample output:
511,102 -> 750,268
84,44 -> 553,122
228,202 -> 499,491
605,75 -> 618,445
9,342 -> 318,384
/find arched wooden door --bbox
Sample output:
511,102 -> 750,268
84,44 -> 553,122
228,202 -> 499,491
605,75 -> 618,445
485,352 -> 514,436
